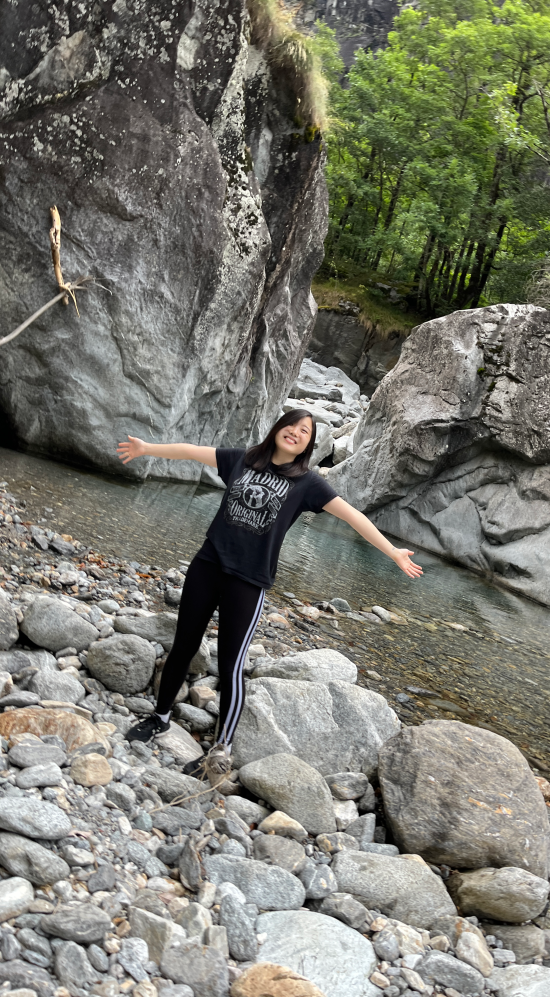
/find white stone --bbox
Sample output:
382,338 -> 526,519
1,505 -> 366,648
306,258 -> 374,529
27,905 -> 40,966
0,876 -> 34,920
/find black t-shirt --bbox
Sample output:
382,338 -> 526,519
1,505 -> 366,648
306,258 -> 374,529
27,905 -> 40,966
196,448 -> 338,589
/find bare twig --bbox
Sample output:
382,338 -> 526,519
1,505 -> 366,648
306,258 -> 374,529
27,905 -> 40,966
49,205 -> 69,306
0,275 -> 99,347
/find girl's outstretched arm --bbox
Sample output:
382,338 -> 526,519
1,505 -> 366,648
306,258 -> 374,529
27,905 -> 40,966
323,496 -> 423,579
116,435 -> 218,468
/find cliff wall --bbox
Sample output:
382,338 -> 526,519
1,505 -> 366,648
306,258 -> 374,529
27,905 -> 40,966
0,0 -> 327,482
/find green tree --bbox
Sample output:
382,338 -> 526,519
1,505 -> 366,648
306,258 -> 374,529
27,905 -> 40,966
323,0 -> 550,314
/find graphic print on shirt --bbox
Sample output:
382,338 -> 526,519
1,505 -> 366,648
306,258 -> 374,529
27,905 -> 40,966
224,467 -> 293,535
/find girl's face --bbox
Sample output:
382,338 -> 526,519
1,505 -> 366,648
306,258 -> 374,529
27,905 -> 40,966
274,417 -> 313,459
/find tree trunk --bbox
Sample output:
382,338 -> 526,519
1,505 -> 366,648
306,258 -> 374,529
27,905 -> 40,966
372,166 -> 405,271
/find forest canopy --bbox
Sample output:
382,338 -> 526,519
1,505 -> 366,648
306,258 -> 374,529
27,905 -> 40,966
318,0 -> 550,315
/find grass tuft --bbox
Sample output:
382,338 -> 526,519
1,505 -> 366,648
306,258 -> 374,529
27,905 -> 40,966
247,0 -> 328,130
312,277 -> 423,338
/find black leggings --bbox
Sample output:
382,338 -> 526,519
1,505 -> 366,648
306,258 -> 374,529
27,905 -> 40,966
156,556 -> 265,746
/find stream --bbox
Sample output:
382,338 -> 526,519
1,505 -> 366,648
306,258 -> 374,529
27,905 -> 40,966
2,445 -> 549,771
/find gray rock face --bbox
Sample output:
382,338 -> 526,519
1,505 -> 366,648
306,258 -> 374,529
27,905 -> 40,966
0,798 -> 71,839
0,876 -> 34,921
0,0 -> 326,477
489,964 -> 550,996
0,590 -> 18,650
448,867 -> 550,923
239,753 -> 337,834
0,832 -> 70,885
417,950 -> 485,995
20,598 -> 99,653
29,668 -> 85,705
256,910 -> 379,997
378,721 -> 550,878
160,942 -> 229,997
203,854 -> 306,910
86,634 -> 155,693
308,309 -> 407,397
332,850 -> 457,929
41,905 -> 111,944
252,648 -> 357,684
329,305 -> 550,606
232,678 -> 400,777
114,613 -> 178,652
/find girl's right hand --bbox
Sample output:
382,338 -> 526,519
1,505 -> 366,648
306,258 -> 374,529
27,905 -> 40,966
116,435 -> 147,464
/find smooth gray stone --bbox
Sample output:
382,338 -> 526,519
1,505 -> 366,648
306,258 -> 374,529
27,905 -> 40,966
29,668 -> 85,705
151,805 -> 202,835
9,744 -> 66,768
0,958 -> 55,997
256,910 -> 379,997
318,892 -> 370,932
20,597 -> 98,653
325,771 -> 369,800
417,949 -> 485,995
378,721 -> 550,878
86,634 -> 155,694
328,305 -> 550,608
252,648 -> 357,684
142,766 -> 209,805
482,923 -> 545,964
118,937 -> 149,982
361,842 -> 399,856
299,859 -> 338,899
174,703 -> 215,731
332,849 -> 456,929
219,893 -> 257,962
179,835 -> 203,891
345,813 -> 376,847
0,832 -> 69,886
160,942 -> 229,996
0,589 -> 18,650
0,877 -> 34,921
114,613 -> 178,651
16,763 -> 64,789
87,944 -> 109,973
448,866 -> 550,923
0,691 -> 41,707
106,782 -> 136,811
88,863 -> 116,893
0,799 -> 71,839
487,964 -> 550,996
253,835 -> 306,874
1,933 -> 22,960
232,678 -> 400,778
239,753 -> 337,835
54,941 -> 98,992
203,854 -> 306,910
0,650 -> 34,674
225,796 -> 270,825
41,905 -> 111,944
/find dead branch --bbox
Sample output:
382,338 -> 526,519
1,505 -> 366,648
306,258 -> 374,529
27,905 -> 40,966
1,207 -> 109,347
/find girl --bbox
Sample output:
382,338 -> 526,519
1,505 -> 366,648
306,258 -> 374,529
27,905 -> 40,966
117,410 -> 422,776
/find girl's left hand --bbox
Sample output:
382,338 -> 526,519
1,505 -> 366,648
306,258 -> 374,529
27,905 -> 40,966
391,548 -> 423,578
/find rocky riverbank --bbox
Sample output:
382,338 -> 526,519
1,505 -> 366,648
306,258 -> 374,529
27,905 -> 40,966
1,487 -> 550,997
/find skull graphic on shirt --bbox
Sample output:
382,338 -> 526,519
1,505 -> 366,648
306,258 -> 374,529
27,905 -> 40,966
225,467 -> 292,535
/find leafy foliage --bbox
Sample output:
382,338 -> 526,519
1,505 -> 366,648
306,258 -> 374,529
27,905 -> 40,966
321,0 -> 550,314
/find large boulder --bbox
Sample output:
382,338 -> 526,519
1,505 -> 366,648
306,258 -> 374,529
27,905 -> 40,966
0,0 -> 326,477
378,721 -> 550,877
328,305 -> 550,606
86,634 -> 155,693
489,964 -> 550,995
255,911 -> 379,997
332,850 -> 457,929
251,648 -> 357,684
20,597 -> 99,652
448,867 -> 550,923
0,590 -> 18,650
232,678 -> 399,777
239,753 -> 336,835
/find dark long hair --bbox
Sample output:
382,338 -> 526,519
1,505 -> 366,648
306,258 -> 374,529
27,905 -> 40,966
245,409 -> 317,478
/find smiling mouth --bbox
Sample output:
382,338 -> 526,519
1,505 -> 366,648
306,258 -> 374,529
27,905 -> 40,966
284,436 -> 297,444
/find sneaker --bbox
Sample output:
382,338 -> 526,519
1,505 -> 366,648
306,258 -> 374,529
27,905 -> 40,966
183,742 -> 232,785
126,713 -> 170,743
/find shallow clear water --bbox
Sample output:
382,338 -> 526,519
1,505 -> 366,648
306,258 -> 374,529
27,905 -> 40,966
2,445 -> 550,768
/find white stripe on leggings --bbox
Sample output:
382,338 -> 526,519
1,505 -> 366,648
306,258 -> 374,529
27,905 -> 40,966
219,588 -> 265,746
